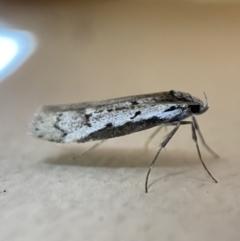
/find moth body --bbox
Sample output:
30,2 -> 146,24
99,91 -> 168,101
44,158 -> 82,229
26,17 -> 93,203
29,90 -> 203,143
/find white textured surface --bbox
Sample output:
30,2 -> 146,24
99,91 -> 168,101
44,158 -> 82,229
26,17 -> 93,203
0,1 -> 240,241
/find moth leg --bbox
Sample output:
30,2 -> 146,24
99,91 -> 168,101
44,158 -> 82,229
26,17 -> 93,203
191,115 -> 219,158
189,119 -> 218,183
144,125 -> 164,149
73,140 -> 105,159
170,120 -> 218,184
145,120 -> 218,193
145,122 -> 181,193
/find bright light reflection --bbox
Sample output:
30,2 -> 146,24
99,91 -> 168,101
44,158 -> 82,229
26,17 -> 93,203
0,27 -> 36,82
0,37 -> 18,71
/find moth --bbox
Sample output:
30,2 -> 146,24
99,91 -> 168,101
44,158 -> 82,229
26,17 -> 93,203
29,90 -> 218,192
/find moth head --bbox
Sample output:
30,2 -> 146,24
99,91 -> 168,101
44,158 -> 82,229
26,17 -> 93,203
169,90 -> 209,115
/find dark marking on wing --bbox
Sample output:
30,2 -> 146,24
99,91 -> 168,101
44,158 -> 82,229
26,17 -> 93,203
53,116 -> 68,137
85,113 -> 92,119
107,109 -> 113,112
131,100 -> 138,105
115,106 -> 128,111
85,113 -> 92,127
130,111 -> 141,119
164,106 -> 177,112
80,116 -> 166,142
106,123 -> 113,127
53,123 -> 67,137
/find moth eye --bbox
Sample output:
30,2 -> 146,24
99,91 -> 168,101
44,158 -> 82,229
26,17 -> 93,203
169,90 -> 176,95
191,105 -> 200,114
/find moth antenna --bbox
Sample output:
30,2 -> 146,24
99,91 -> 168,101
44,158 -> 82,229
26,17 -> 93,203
195,92 -> 209,115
